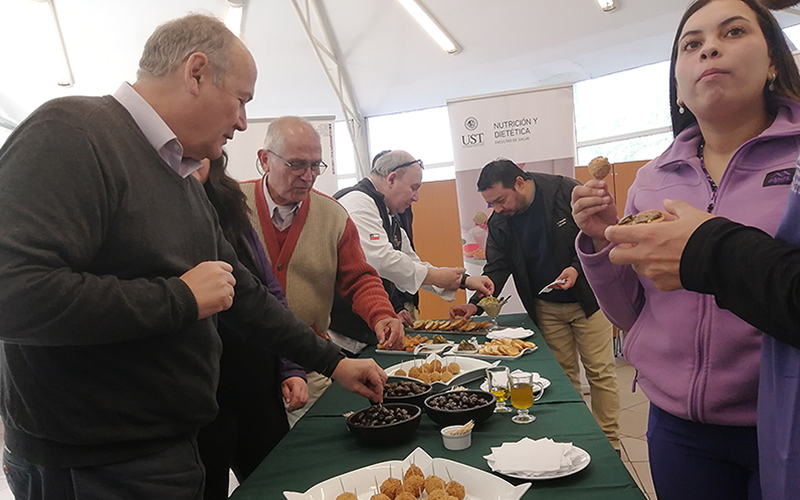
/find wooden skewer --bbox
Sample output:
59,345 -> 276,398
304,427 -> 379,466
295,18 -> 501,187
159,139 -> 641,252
451,419 -> 474,435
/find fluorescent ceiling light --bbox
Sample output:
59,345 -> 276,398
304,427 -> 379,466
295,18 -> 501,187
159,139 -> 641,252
397,0 -> 460,54
225,0 -> 245,38
597,0 -> 617,12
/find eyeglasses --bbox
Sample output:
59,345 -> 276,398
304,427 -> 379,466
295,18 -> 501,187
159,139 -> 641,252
267,150 -> 328,175
390,159 -> 423,172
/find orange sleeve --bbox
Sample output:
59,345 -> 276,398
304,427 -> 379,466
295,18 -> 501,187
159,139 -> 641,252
336,217 -> 396,328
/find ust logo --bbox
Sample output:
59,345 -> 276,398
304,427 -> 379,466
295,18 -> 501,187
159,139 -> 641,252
461,133 -> 484,147
461,116 -> 484,147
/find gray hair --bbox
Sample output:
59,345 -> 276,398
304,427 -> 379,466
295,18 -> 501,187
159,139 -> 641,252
263,116 -> 320,152
371,150 -> 419,178
137,14 -> 236,87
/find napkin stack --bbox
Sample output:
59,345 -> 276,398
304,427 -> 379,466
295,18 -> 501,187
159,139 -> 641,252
486,327 -> 534,340
485,437 -> 575,478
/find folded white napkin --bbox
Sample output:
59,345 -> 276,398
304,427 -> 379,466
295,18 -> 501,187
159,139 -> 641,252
485,437 -> 574,476
486,327 -> 534,340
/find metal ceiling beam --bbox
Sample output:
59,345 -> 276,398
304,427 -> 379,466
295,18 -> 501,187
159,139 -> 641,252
289,0 -> 370,180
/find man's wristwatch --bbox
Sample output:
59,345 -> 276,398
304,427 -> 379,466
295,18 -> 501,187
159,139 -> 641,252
460,273 -> 470,289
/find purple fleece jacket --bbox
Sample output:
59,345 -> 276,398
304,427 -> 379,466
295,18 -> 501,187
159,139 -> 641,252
577,97 -> 800,425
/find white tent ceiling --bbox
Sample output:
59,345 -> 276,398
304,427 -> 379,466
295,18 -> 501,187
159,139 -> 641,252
2,0 -> 800,126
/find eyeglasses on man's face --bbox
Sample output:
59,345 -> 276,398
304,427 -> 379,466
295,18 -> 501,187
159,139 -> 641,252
268,149 -> 328,175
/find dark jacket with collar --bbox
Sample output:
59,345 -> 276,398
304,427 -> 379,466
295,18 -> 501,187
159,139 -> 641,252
469,172 -> 599,326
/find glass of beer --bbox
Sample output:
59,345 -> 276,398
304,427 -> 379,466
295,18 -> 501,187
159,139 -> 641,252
510,372 -> 543,424
486,366 -> 512,413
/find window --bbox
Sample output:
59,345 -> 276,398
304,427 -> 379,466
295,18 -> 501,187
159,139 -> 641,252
574,61 -> 672,164
367,107 -> 455,183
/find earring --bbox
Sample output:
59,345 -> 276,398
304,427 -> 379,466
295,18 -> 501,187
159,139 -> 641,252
769,73 -> 777,92
677,99 -> 685,115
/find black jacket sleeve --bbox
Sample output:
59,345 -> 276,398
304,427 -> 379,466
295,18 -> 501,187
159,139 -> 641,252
681,217 -> 800,349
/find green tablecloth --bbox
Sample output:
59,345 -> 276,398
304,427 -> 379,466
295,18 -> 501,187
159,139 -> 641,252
229,313 -> 645,500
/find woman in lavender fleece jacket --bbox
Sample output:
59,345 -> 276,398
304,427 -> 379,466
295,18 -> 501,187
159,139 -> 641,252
571,1 -> 800,499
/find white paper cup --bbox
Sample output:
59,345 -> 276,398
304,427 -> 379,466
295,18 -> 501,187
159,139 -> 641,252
441,425 -> 472,451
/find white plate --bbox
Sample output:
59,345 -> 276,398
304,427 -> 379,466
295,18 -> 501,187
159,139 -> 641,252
284,447 -> 531,499
480,376 -> 551,393
384,354 -> 500,388
486,328 -> 534,340
486,446 -> 591,481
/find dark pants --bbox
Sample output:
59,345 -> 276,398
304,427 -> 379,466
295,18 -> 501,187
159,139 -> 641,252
3,438 -> 204,500
647,404 -> 761,500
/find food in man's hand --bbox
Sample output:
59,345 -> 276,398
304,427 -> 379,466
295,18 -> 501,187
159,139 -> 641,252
588,156 -> 612,180
478,338 -> 536,357
617,209 -> 665,226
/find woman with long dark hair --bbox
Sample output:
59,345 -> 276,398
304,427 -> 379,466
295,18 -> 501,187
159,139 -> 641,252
571,1 -> 800,499
194,152 -> 308,500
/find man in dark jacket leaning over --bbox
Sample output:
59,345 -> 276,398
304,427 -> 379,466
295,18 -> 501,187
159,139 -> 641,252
450,159 -> 620,451
0,13 -> 385,500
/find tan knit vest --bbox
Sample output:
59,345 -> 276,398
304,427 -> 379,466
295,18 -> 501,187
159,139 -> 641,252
240,179 -> 345,335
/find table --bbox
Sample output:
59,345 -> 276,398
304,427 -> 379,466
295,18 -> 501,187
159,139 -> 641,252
230,313 -> 645,500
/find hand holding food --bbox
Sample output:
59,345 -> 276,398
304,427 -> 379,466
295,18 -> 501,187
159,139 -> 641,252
606,199 -> 714,291
588,156 -> 612,180
616,209 -> 665,226
571,179 -> 618,251
332,358 -> 387,402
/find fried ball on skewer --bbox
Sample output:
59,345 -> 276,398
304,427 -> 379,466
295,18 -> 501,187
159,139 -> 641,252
395,368 -> 407,377
404,475 -> 425,497
380,477 -> 403,499
446,362 -> 461,374
336,493 -> 357,500
404,464 -> 424,480
445,480 -> 466,500
424,475 -> 445,493
394,493 -> 416,500
427,491 -> 448,500
371,494 -> 391,500
440,371 -> 453,383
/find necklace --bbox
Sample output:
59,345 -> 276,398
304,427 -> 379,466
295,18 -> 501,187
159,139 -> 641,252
697,140 -> 719,213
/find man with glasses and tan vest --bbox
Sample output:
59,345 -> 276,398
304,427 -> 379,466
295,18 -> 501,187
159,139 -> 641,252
333,150 -> 494,353
239,117 -> 404,423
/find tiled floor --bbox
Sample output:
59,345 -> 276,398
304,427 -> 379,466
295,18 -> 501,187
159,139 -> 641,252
583,357 -> 656,500
0,357 -> 656,500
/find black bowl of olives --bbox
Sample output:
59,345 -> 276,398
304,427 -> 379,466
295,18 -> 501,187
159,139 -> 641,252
371,376 -> 433,411
346,403 -> 422,446
423,389 -> 496,427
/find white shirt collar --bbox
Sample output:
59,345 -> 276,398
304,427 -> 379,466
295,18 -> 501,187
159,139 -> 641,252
262,175 -> 302,230
112,82 -> 201,178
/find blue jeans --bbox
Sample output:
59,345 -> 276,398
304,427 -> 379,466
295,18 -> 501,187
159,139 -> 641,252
3,438 -> 204,500
647,404 -> 760,500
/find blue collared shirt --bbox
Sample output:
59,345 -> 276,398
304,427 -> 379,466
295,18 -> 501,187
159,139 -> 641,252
112,82 -> 201,178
